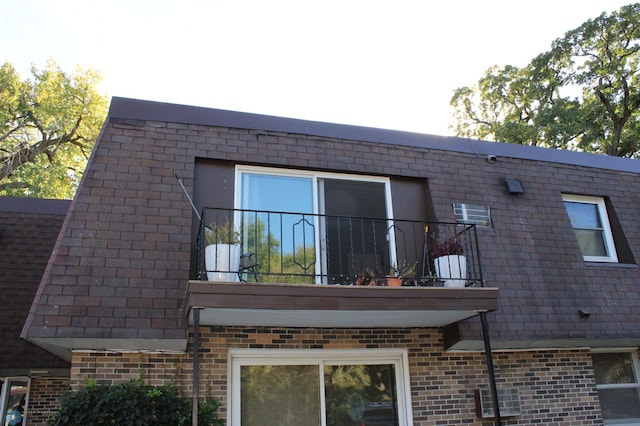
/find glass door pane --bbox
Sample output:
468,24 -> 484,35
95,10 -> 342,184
324,364 -> 398,426
321,179 -> 390,282
240,365 -> 321,426
240,173 -> 316,282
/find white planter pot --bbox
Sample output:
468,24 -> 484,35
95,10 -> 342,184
205,244 -> 241,282
434,255 -> 467,288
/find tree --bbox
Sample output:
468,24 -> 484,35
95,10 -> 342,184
450,3 -> 640,158
0,60 -> 108,198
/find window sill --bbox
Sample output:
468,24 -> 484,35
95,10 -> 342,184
584,261 -> 639,269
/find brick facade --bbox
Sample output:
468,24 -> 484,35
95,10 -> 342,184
24,377 -> 69,426
69,326 -> 604,425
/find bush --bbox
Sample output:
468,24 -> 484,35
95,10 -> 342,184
48,379 -> 222,426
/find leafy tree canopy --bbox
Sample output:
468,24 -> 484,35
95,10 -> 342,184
0,59 -> 108,198
450,3 -> 640,157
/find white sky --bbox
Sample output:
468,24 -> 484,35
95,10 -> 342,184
0,0 -> 634,136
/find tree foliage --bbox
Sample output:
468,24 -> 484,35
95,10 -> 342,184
0,60 -> 108,198
450,3 -> 640,157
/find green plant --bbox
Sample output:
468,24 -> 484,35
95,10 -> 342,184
431,237 -> 465,257
204,218 -> 240,245
47,379 -> 223,426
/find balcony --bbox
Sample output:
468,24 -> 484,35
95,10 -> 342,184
186,208 -> 498,328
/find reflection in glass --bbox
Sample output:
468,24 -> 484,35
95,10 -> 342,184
593,352 -> 637,384
3,380 -> 28,426
241,173 -> 315,282
324,364 -> 398,426
564,201 -> 607,256
593,353 -> 640,422
240,365 -> 321,426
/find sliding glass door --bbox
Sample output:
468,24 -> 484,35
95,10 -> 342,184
237,166 -> 394,283
231,350 -> 411,426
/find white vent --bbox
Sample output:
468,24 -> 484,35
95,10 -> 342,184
475,387 -> 521,418
453,203 -> 491,227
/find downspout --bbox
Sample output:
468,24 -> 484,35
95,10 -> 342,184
480,311 -> 501,425
192,307 -> 203,426
474,224 -> 501,425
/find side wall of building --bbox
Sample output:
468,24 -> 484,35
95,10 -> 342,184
69,327 -> 603,425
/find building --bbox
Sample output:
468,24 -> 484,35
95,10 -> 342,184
18,97 -> 640,425
0,197 -> 71,425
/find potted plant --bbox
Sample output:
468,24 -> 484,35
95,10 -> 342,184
431,237 -> 466,287
204,218 -> 241,282
386,260 -> 417,287
356,267 -> 376,286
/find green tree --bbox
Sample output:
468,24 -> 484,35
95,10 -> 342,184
0,60 -> 108,198
450,3 -> 640,158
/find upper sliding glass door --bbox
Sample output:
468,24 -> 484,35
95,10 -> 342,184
237,166 -> 393,284
320,179 -> 391,283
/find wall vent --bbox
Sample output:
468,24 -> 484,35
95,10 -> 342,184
453,203 -> 491,227
474,387 -> 521,418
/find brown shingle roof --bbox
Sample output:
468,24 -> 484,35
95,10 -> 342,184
0,197 -> 70,373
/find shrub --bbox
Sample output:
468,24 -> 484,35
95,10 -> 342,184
48,379 -> 222,426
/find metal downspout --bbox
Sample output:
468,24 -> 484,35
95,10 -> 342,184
192,307 -> 203,426
473,222 -> 501,425
480,312 -> 501,425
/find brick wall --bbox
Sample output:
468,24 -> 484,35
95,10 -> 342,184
68,326 -> 603,425
26,377 -> 69,426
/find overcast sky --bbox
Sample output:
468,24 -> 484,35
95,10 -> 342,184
0,0 -> 633,136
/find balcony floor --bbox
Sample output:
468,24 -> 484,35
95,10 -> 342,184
186,281 -> 498,328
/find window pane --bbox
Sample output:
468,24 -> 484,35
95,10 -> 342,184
593,353 -> 637,384
322,179 -> 389,280
597,387 -> 640,422
574,229 -> 608,257
240,365 -> 321,426
324,364 -> 398,426
564,201 -> 601,229
3,380 -> 27,426
241,173 -> 315,282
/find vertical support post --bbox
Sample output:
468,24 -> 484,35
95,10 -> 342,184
192,307 -> 203,426
480,311 -> 501,425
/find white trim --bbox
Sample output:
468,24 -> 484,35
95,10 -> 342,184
562,194 -> 618,263
228,348 -> 413,426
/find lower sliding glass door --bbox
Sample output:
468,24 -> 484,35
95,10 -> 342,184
232,350 -> 410,426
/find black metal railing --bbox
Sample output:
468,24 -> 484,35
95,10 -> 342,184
197,207 -> 484,287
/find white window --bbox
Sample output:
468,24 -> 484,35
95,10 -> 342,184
562,195 -> 618,262
235,166 -> 395,283
592,351 -> 640,424
229,349 -> 413,426
453,203 -> 491,227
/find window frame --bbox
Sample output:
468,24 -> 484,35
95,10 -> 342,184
592,350 -> 640,425
562,194 -> 618,263
228,348 -> 413,426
